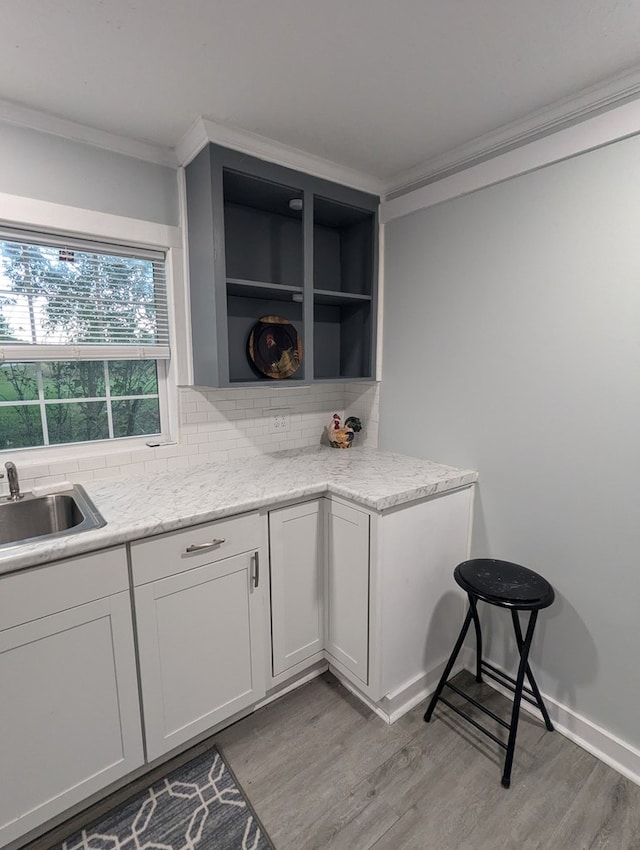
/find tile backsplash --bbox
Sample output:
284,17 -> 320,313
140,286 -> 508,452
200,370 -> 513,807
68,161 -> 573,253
11,382 -> 380,494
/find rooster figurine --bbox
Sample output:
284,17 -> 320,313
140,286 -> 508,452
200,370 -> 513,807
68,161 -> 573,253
327,415 -> 362,449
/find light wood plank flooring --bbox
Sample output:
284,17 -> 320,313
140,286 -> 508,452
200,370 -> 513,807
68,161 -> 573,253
22,671 -> 640,850
215,671 -> 640,850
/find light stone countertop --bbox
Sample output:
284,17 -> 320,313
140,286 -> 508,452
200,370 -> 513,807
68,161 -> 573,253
0,446 -> 478,575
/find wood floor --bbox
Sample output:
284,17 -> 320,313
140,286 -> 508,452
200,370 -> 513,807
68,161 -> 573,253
21,670 -> 640,850
215,671 -> 640,850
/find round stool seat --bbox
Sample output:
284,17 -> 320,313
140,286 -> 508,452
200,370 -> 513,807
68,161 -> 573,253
454,559 -> 554,610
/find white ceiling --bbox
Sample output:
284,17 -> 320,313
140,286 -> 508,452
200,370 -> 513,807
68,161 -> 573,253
3,0 -> 640,185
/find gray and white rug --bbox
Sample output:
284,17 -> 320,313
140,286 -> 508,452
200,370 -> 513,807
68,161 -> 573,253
59,748 -> 273,850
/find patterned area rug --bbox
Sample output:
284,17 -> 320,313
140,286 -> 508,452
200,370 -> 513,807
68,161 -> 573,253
58,747 -> 273,850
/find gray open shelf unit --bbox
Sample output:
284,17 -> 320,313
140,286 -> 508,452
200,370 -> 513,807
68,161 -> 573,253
185,143 -> 379,387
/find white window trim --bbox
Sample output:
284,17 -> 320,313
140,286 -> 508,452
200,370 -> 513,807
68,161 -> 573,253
0,190 -> 191,463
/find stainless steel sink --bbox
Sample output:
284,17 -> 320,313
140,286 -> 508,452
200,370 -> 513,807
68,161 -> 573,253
0,486 -> 106,550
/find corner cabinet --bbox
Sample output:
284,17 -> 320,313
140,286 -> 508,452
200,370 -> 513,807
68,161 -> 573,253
130,513 -> 267,762
268,487 -> 475,715
185,143 -> 379,387
0,548 -> 143,847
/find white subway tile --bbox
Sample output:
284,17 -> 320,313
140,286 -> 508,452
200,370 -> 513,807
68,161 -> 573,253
92,466 -> 124,480
18,463 -> 51,480
179,444 -> 201,456
106,451 -> 132,468
121,462 -> 147,477
73,471 -> 96,485
187,454 -> 209,468
144,459 -> 168,474
228,447 -> 250,459
186,432 -> 209,445
78,456 -> 107,471
155,444 -> 180,459
48,459 -> 80,477
166,456 -> 191,471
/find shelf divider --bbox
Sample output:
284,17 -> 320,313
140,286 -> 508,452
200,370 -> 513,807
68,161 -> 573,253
313,289 -> 372,306
227,278 -> 304,302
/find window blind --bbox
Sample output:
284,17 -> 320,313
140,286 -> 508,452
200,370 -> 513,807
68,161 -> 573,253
0,229 -> 170,361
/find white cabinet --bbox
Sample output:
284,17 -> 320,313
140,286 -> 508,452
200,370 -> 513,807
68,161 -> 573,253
0,548 -> 143,847
367,486 -> 474,711
325,500 -> 370,686
269,500 -> 324,676
268,497 -> 370,689
268,487 -> 474,714
131,513 -> 267,761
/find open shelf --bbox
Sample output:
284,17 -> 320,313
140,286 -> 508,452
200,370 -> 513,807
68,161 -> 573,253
224,170 -> 303,288
223,168 -> 306,384
313,196 -> 375,296
227,294 -> 305,384
313,300 -> 372,380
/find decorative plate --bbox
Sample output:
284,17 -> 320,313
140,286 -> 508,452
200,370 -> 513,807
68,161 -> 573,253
248,315 -> 303,379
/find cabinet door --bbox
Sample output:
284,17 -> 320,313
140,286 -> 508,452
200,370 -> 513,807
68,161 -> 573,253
135,550 -> 265,761
325,501 -> 370,685
269,500 -> 324,676
0,592 -> 143,846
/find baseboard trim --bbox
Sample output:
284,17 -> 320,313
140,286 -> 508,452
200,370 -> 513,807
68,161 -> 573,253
255,662 -> 328,711
330,652 -> 472,725
332,652 -> 640,788
329,667 -> 393,724
461,661 -> 640,788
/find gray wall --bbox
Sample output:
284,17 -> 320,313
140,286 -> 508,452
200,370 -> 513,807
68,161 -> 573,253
381,133 -> 640,751
0,122 -> 178,225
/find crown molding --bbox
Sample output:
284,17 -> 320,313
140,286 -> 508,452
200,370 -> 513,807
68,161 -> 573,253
0,98 -> 177,168
384,64 -> 640,200
176,116 -> 384,196
381,96 -> 640,224
175,117 -> 210,169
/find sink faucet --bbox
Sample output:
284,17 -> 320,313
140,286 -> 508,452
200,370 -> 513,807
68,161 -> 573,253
4,461 -> 23,501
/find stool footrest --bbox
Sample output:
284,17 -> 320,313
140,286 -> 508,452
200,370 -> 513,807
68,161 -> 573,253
481,661 -> 540,710
445,681 -> 510,730
439,695 -> 508,750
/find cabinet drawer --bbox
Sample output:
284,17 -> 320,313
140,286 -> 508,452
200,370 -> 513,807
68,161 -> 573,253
130,511 -> 263,585
0,546 -> 129,632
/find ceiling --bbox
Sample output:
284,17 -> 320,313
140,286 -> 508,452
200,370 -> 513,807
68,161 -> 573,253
2,0 -> 640,186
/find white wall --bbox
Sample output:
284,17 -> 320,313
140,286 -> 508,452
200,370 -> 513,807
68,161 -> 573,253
0,121 -> 178,225
381,132 -> 640,753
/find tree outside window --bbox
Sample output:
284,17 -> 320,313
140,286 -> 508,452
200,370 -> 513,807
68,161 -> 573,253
0,237 -> 167,450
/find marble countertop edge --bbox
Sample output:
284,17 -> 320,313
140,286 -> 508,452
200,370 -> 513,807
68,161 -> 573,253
0,447 -> 478,575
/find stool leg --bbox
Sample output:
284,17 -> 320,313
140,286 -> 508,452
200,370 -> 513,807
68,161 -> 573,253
501,610 -> 538,788
511,609 -> 554,732
424,606 -> 474,722
469,595 -> 483,682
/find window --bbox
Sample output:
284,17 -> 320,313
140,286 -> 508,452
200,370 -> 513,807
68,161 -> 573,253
0,230 -> 170,451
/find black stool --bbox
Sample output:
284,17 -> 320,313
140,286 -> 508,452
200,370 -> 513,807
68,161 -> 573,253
424,558 -> 555,788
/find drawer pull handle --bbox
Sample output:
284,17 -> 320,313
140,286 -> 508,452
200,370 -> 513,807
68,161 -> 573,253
252,550 -> 260,588
185,538 -> 226,553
